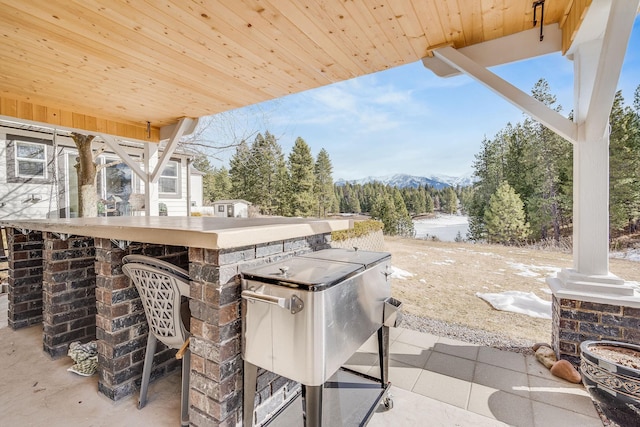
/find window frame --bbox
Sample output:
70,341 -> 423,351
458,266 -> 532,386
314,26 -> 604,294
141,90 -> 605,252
158,159 -> 181,198
6,135 -> 53,184
15,140 -> 47,179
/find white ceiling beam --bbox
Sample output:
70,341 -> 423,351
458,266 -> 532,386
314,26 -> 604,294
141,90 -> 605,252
432,46 -> 577,144
583,0 -> 640,139
422,24 -> 562,78
151,117 -> 198,183
99,134 -> 147,179
159,118 -> 198,141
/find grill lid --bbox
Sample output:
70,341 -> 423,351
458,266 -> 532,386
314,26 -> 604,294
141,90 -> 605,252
241,257 -> 364,291
297,248 -> 390,269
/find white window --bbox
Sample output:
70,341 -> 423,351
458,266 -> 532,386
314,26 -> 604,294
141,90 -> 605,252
159,160 -> 179,195
15,141 -> 46,178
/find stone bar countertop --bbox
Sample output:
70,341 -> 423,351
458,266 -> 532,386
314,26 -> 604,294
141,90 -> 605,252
0,216 -> 352,249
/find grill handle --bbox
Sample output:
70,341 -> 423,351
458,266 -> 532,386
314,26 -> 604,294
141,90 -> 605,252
241,290 -> 304,314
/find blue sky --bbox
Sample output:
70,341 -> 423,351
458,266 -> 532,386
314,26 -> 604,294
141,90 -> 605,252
208,18 -> 640,181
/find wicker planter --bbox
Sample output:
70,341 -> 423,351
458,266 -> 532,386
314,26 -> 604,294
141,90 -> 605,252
580,340 -> 640,426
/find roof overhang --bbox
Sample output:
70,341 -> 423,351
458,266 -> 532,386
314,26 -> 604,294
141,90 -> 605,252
0,0 -> 583,142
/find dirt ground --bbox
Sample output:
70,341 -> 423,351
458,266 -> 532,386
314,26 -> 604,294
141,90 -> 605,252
383,236 -> 640,344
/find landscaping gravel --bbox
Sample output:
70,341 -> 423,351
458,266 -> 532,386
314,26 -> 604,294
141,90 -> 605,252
400,312 -> 536,355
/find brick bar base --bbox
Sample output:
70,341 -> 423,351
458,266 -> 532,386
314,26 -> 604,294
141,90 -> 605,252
94,239 -> 189,401
7,228 -> 44,329
188,234 -> 330,427
552,295 -> 640,366
42,232 -> 97,358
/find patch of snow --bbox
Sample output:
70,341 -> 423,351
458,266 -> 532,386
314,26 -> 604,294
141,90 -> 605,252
516,271 -> 540,277
419,278 -> 427,283
457,248 -> 502,258
476,291 -> 551,319
610,249 -> 640,262
540,288 -> 552,295
390,266 -> 413,280
507,262 -> 561,279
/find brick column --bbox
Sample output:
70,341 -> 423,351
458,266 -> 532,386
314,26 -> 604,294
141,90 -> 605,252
552,295 -> 640,366
7,228 -> 44,329
42,233 -> 96,358
187,234 -> 330,427
94,238 -> 189,401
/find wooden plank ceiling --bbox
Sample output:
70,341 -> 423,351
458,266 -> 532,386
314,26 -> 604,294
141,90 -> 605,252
0,0 -> 581,142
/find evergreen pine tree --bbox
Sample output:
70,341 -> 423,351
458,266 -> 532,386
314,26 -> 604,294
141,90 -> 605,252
248,131 -> 284,214
210,167 -> 232,203
609,90 -> 640,231
229,140 -> 254,200
425,193 -> 434,213
526,79 -> 571,241
273,153 -> 291,216
192,155 -> 216,204
393,188 -> 415,236
442,187 -> 458,214
313,148 -> 334,217
288,137 -> 316,217
484,182 -> 530,244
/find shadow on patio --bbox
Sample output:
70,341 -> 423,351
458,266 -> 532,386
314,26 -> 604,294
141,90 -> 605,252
0,292 -> 601,427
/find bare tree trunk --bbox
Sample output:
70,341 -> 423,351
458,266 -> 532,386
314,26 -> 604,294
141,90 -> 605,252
72,133 -> 98,218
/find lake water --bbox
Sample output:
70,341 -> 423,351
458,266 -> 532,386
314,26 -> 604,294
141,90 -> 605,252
413,215 -> 469,242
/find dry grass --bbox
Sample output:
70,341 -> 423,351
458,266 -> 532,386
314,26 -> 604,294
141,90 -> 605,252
2,236 -> 638,346
383,236 -> 640,344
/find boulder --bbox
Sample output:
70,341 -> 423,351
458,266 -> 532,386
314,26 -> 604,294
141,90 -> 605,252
550,359 -> 582,384
532,342 -> 552,352
535,345 -> 558,369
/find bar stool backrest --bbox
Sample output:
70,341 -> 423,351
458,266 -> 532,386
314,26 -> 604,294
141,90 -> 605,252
122,254 -> 190,281
122,258 -> 189,349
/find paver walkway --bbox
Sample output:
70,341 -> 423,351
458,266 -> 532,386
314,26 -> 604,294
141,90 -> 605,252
0,295 -> 600,427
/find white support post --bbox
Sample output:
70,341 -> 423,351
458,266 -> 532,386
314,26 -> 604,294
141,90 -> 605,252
547,0 -> 640,306
145,143 -> 160,216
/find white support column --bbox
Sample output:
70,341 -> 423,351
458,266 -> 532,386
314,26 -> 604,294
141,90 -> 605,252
573,39 -> 612,279
144,143 -> 160,216
547,0 -> 640,306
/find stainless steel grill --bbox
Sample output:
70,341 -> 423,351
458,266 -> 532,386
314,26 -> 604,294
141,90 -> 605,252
240,248 -> 396,427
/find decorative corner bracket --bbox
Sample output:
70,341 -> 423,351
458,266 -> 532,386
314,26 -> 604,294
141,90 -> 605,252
111,239 -> 131,250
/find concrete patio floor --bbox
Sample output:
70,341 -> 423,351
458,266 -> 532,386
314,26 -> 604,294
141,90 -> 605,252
0,293 -> 601,426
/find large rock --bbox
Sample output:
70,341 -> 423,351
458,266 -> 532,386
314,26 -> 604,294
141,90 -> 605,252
550,360 -> 582,384
535,345 -> 558,369
532,342 -> 552,352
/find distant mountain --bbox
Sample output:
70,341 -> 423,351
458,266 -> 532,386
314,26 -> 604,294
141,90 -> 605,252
335,173 -> 475,189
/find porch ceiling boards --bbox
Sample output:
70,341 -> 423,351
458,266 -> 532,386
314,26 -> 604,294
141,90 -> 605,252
0,0 -> 581,142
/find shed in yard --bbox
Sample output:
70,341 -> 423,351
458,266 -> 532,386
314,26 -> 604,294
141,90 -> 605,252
211,199 -> 251,218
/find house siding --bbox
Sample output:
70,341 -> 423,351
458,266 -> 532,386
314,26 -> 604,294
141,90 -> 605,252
0,132 -> 59,219
1,126 -> 199,219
